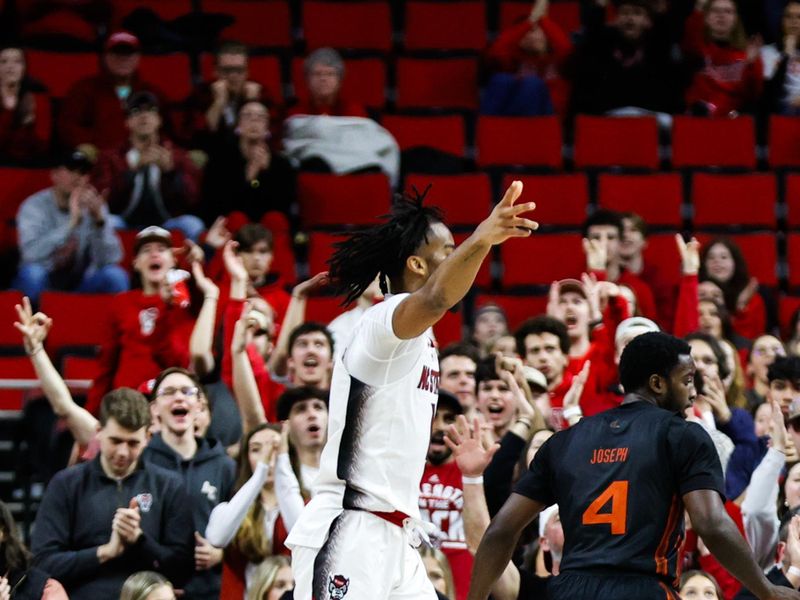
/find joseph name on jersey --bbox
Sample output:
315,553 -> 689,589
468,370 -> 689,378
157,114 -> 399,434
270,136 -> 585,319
287,293 -> 439,549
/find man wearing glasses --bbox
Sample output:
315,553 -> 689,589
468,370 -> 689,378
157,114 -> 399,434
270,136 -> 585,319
142,367 -> 236,600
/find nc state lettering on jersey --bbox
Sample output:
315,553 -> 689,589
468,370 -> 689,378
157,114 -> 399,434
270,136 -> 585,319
417,366 -> 440,394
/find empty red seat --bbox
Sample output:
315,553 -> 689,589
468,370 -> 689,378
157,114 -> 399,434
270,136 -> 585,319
476,116 -> 562,168
303,1 -> 393,51
499,1 -> 581,32
292,57 -> 386,109
203,0 -> 292,47
787,234 -> 800,287
26,51 -> 97,98
597,173 -> 683,227
502,173 -> 587,227
381,115 -> 465,156
112,0 -> 192,30
0,167 -> 51,224
475,293 -> 548,330
306,233 -> 347,275
297,173 -> 392,229
396,57 -> 479,110
404,1 -> 486,50
62,355 -> 100,381
769,115 -> 800,168
271,232 -> 296,283
0,356 -> 37,411
692,173 -> 776,229
786,174 -> 800,228
39,293 -> 115,356
433,307 -> 463,347
642,233 -> 682,285
405,173 -> 492,228
500,233 -> 584,286
574,116 -> 660,169
671,116 -> 756,169
0,291 -> 24,347
779,295 -> 800,338
306,296 -> 346,324
139,54 -> 192,102
200,53 -> 284,104
698,233 -> 777,286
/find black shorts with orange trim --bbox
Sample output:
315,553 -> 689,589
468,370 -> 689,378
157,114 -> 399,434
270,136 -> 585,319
547,570 -> 679,600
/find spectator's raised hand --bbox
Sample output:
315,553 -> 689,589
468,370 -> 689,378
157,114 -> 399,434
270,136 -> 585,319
563,360 -> 590,421
194,531 -> 223,571
495,355 -> 529,417
0,575 -> 9,600
786,34 -> 798,56
79,185 -> 106,223
676,234 -> 700,276
769,400 -> 787,454
701,374 -> 731,424
68,187 -> 83,229
223,240 -> 248,282
529,0 -> 549,22
474,181 -> 537,246
546,281 -> 563,320
246,144 -> 271,181
205,217 -> 231,249
736,277 -> 759,312
292,271 -> 330,300
746,34 -> 763,63
14,297 -> 51,355
192,261 -> 219,299
445,415 -> 500,477
211,79 -> 229,106
232,301 -> 256,354
583,237 -> 607,271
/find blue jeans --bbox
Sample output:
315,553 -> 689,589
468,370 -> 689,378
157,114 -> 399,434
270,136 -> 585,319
480,73 -> 554,116
109,214 -> 206,242
13,263 -> 130,304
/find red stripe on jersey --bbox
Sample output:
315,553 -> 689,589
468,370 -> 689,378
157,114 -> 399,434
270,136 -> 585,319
655,494 -> 681,576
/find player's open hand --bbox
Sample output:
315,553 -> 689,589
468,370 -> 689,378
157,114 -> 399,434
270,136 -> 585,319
474,181 -> 537,246
445,415 -> 500,477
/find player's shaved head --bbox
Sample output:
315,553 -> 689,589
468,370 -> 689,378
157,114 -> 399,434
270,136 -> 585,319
619,332 -> 692,395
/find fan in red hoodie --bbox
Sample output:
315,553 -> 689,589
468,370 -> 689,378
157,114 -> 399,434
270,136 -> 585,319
85,226 -> 195,415
683,0 -> 763,117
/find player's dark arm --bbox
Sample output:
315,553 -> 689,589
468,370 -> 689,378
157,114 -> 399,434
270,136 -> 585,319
393,181 -> 537,339
467,493 -> 547,600
684,489 -> 788,600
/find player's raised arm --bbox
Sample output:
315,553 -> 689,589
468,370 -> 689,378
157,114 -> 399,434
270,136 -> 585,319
685,489 -> 800,600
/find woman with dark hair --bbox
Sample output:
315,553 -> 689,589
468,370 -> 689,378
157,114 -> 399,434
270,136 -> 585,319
761,0 -> 800,114
0,45 -> 48,161
0,499 -> 67,598
699,237 -> 771,340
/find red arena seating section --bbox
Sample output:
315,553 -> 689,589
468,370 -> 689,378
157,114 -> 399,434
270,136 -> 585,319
671,116 -> 756,169
769,115 -> 800,168
779,296 -> 800,338
111,0 -> 192,31
691,173 -> 776,229
26,51 -> 97,98
503,173 -> 588,227
201,53 -> 284,105
500,233 -> 584,287
0,291 -> 23,347
381,115 -> 465,156
306,233 -> 346,275
61,355 -> 101,381
139,54 -> 192,103
404,1 -> 487,51
302,1 -> 393,51
597,173 -> 682,227
297,173 -> 392,229
39,292 -> 114,357
573,116 -> 660,170
476,116 -> 562,169
396,57 -> 479,110
785,174 -> 800,229
0,167 -> 51,226
642,233 -> 682,286
0,356 -> 37,410
291,57 -> 387,109
405,174 -> 492,228
787,234 -> 800,287
202,0 -> 292,48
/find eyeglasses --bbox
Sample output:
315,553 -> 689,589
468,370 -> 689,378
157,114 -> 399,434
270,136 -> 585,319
156,386 -> 199,399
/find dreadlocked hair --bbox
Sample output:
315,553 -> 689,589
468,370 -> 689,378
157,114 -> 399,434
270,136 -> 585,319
327,186 -> 444,306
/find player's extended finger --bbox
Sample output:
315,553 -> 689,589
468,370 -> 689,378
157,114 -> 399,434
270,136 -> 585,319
509,201 -> 536,216
497,180 -> 523,207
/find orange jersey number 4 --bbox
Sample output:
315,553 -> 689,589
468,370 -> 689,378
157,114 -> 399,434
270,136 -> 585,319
581,480 -> 629,535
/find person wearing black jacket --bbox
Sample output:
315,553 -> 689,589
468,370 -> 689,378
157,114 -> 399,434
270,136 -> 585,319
31,388 -> 194,598
142,367 -> 236,600
735,516 -> 800,599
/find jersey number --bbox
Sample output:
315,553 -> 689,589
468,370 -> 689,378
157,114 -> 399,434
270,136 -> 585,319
581,480 -> 629,535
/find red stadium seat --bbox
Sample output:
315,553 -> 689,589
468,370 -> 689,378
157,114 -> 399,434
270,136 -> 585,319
433,307 -> 464,348
698,233 -> 778,286
0,291 -> 24,347
381,115 -> 465,156
597,173 -> 682,227
202,0 -> 292,48
779,296 -> 800,338
671,116 -> 756,169
62,355 -> 100,381
396,57 -> 479,110
39,293 -> 115,356
499,1 -> 581,32
785,174 -> 800,229
0,356 -> 37,410
306,296 -> 345,325
297,173 -> 392,229
0,167 -> 51,224
303,1 -> 393,51
691,173 -> 776,229
271,232 -> 296,283
139,54 -> 192,102
476,116 -> 562,169
306,233 -> 347,275
404,1 -> 487,50
453,233 -> 492,286
769,115 -> 800,168
200,53 -> 284,104
574,116 -> 660,169
26,51 -> 97,98
502,173 -> 587,227
500,233 -> 584,287
291,57 -> 386,109
642,233 -> 682,286
787,234 -> 800,287
32,92 -> 52,147
474,293 -> 548,330
111,0 -> 192,30
405,174 -> 492,228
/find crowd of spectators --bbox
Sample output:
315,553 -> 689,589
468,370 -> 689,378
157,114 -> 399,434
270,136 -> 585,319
1,0 -> 800,599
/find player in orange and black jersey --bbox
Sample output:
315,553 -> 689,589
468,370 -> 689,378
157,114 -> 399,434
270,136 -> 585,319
467,332 -> 800,600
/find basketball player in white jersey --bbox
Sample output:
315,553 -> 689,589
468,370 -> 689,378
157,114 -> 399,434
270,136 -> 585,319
287,181 -> 537,600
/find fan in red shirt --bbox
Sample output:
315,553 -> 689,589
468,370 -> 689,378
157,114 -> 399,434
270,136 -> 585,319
85,226 -> 196,415
683,0 -> 763,117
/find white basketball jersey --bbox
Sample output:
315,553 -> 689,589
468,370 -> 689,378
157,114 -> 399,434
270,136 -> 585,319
286,293 -> 439,549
